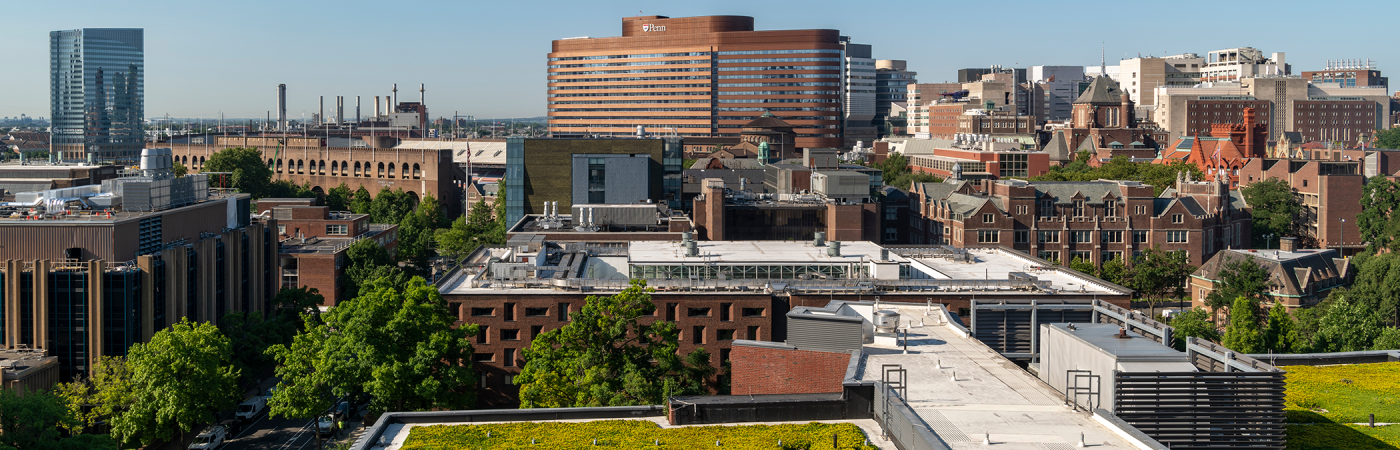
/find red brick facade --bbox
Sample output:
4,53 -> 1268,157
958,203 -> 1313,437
730,344 -> 851,395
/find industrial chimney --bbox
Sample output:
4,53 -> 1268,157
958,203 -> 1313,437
374,96 -> 381,118
277,84 -> 287,131
355,96 -> 361,123
318,96 -> 324,125
420,83 -> 425,104
336,96 -> 344,125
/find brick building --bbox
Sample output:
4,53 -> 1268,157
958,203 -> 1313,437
1178,97 -> 1273,138
1068,76 -> 1167,165
906,176 -> 1250,267
1163,107 -> 1269,188
166,136 -> 467,217
1237,157 -> 1364,254
255,198 -> 399,305
438,240 -> 1131,407
729,341 -> 851,395
897,137 -> 1049,181
1190,238 -> 1353,310
692,178 -> 879,242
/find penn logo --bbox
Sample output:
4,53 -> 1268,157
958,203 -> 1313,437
642,24 -> 665,32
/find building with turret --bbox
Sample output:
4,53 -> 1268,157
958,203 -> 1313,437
1067,76 -> 1167,165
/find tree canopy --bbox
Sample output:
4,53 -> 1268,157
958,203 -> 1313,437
349,186 -> 373,215
343,239 -> 398,299
516,280 -> 715,408
370,187 -> 416,225
1029,156 -> 1204,196
436,196 -> 506,262
1358,176 -> 1400,253
1168,307 -> 1221,351
1376,127 -> 1400,149
871,152 -> 941,190
1240,178 -> 1301,248
325,183 -> 353,211
267,276 -> 477,417
1222,296 -> 1264,354
1121,247 -> 1194,315
0,389 -> 116,450
203,147 -> 272,198
1203,256 -> 1272,316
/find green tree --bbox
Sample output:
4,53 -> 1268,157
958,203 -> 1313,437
343,239 -> 396,299
1168,307 -> 1221,351
1203,256 -> 1272,321
1357,176 -> 1400,253
1372,327 -> 1400,351
396,210 -> 434,269
1030,156 -> 1203,196
418,192 -> 449,229
1098,257 -> 1127,285
1313,296 -> 1385,352
1344,252 -> 1400,326
1122,247 -> 1195,317
267,276 -> 477,417
1241,178 -> 1301,248
1376,127 -> 1400,149
54,356 -> 134,433
1262,302 -> 1297,353
435,197 -> 505,262
326,183 -> 353,211
369,187 -> 415,224
172,161 -> 188,178
349,186 -> 373,215
1068,256 -> 1096,276
111,319 -> 240,446
0,389 -> 117,450
1223,296 -> 1264,353
516,280 -> 715,408
203,147 -> 272,198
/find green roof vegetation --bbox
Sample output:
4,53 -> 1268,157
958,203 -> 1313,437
1284,362 -> 1400,449
399,420 -> 877,450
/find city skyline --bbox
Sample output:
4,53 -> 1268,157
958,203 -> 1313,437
0,0 -> 1394,120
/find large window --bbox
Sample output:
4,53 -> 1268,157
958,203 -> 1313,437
587,158 -> 606,204
1101,231 -> 1124,243
326,224 -> 348,236
1166,230 -> 1188,243
1038,251 -> 1061,262
977,230 -> 999,243
1132,230 -> 1149,243
1038,231 -> 1060,243
1014,230 -> 1029,243
999,153 -> 1029,178
1070,231 -> 1093,243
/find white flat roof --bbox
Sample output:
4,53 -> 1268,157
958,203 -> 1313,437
858,304 -> 1143,449
914,248 -> 1122,294
628,240 -> 905,264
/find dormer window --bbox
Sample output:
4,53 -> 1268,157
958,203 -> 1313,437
1073,200 -> 1084,217
1105,202 -> 1117,217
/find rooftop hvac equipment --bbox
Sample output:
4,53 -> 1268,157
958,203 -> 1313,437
875,310 -> 900,334
569,204 -> 661,227
827,241 -> 841,257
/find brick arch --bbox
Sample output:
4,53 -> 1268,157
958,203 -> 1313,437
330,161 -> 338,176
318,160 -> 326,175
364,161 -> 371,177
266,158 -> 274,169
296,159 -> 304,174
412,163 -> 421,179
406,190 -> 420,206
198,156 -> 205,166
377,162 -> 385,178
353,161 -> 361,177
388,162 -> 396,179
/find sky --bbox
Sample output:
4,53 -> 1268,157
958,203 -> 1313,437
2,0 -> 1395,121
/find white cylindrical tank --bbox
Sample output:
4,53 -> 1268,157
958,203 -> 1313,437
875,310 -> 900,334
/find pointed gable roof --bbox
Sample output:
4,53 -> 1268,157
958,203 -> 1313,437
742,111 -> 794,129
1044,129 -> 1073,162
1074,75 -> 1125,105
1184,134 -> 1209,168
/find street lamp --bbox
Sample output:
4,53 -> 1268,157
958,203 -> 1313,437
1339,218 -> 1346,258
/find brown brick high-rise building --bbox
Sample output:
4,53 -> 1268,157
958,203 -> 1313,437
547,15 -> 843,148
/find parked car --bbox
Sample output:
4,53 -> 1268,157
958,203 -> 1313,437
188,425 -> 227,450
235,396 -> 268,421
315,415 -> 337,437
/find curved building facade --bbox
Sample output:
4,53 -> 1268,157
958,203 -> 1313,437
548,15 -> 844,149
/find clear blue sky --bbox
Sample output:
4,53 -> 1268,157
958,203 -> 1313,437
2,0 -> 1393,120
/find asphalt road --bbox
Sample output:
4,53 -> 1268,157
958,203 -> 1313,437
222,412 -> 336,450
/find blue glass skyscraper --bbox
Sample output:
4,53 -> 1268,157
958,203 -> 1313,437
50,28 -> 144,163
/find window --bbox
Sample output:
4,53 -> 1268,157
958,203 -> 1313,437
1038,231 -> 1060,243
479,374 -> 488,388
503,348 -> 516,367
1038,251 -> 1061,262
1039,200 -> 1054,217
588,157 -> 607,203
476,326 -> 488,344
977,230 -> 999,243
1073,200 -> 1085,217
559,303 -> 571,321
693,326 -> 706,344
1135,205 -> 1147,215
326,224 -> 348,236
1014,230 -> 1029,243
472,353 -> 494,362
742,307 -> 766,317
666,303 -> 678,321
1133,230 -> 1149,243
688,307 -> 711,317
983,213 -> 994,223
277,225 -> 286,235
1105,202 -> 1117,217
1167,230 -> 1188,243
501,329 -> 519,340
1100,251 -> 1121,262
1101,231 -> 1123,243
720,303 -> 732,321
525,307 -> 550,317
503,303 -> 515,321
504,374 -> 516,385
718,329 -> 736,341
1172,214 -> 1184,224
1070,231 -> 1093,243
747,325 -> 760,340
470,307 -> 495,317
1070,251 -> 1091,263
530,325 -> 542,339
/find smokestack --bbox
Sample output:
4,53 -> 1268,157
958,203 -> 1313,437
420,83 -> 425,104
336,96 -> 344,124
374,96 -> 381,118
319,96 -> 324,125
392,83 -> 398,109
355,96 -> 361,123
277,84 -> 287,132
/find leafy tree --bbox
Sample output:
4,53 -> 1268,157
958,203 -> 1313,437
1203,256 -> 1271,321
266,180 -> 316,200
1376,127 -> 1400,149
436,197 -> 506,262
1168,307 -> 1221,351
54,356 -> 133,433
1122,247 -> 1195,317
1098,257 -> 1127,285
1030,156 -> 1204,196
1241,178 -> 1301,248
1223,296 -> 1264,353
1312,296 -> 1384,352
221,311 -> 300,386
343,239 -> 396,299
267,276 -> 477,417
326,183 -> 353,211
1068,256 -> 1096,276
418,192 -> 449,229
349,186 -> 373,215
1262,302 -> 1297,353
369,187 -> 415,224
1357,176 -> 1400,253
0,389 -> 117,450
203,147 -> 272,198
1372,327 -> 1400,351
396,210 -> 434,269
1344,252 -> 1400,326
274,285 -> 326,315
172,161 -> 188,178
871,152 -> 941,190
111,319 -> 240,446
516,280 -> 715,408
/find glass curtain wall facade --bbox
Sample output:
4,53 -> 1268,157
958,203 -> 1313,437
50,28 -> 144,163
